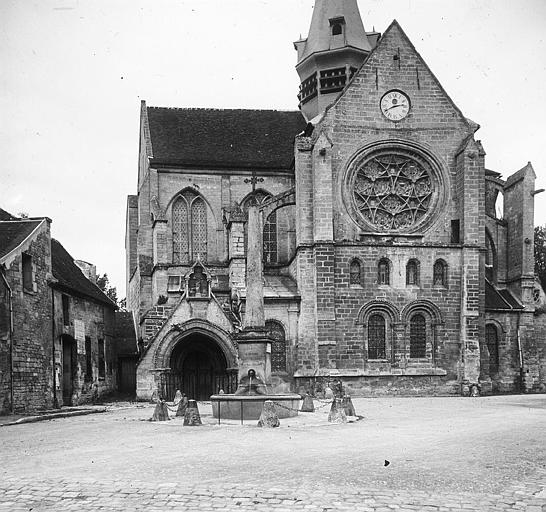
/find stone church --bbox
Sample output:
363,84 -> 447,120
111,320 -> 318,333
126,0 -> 546,400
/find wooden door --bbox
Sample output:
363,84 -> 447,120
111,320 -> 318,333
62,340 -> 73,405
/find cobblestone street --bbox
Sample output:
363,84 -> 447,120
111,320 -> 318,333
1,395 -> 545,511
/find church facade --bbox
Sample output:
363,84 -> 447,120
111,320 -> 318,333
126,0 -> 546,400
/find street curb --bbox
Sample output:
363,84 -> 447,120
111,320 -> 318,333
0,408 -> 107,427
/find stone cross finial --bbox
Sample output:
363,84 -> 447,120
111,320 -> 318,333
244,171 -> 264,205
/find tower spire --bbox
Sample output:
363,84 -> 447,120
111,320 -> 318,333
294,0 -> 379,121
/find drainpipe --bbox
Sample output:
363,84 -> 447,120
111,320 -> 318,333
516,314 -> 524,393
51,287 -> 58,408
1,270 -> 14,413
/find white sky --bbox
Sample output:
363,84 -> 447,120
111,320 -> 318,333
1,0 -> 545,298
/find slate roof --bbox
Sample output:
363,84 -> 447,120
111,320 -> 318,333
0,220 -> 42,260
485,280 -> 523,311
146,107 -> 307,169
263,275 -> 299,299
51,239 -> 116,308
0,208 -> 17,221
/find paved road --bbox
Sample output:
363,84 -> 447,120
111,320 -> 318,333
1,395 -> 545,511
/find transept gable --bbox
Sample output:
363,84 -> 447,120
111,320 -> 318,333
322,20 -> 472,134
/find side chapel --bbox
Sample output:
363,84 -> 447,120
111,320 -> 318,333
126,0 -> 546,400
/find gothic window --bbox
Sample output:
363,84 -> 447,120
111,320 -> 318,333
378,258 -> 390,285
263,211 -> 278,264
172,191 -> 207,264
485,324 -> 499,375
433,259 -> 447,287
243,192 -> 278,265
367,314 -> 386,359
406,259 -> 419,286
485,231 -> 496,283
409,314 -> 426,358
22,253 -> 33,292
350,259 -> 361,285
266,320 -> 286,372
349,146 -> 442,234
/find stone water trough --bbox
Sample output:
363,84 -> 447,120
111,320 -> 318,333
210,393 -> 300,422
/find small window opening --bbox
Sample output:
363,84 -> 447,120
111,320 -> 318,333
450,220 -> 460,244
62,294 -> 70,326
406,260 -> 419,286
22,253 -> 33,292
332,23 -> 343,36
350,260 -> 361,285
98,338 -> 105,379
85,336 -> 92,382
433,260 -> 447,287
378,258 -> 390,285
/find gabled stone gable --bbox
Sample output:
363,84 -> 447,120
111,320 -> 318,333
309,21 -> 479,244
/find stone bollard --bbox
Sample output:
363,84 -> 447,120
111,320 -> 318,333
151,399 -> 170,421
300,393 -> 315,412
183,400 -> 202,426
328,398 -> 347,424
173,390 -> 183,406
342,395 -> 356,416
176,395 -> 189,417
257,400 -> 280,428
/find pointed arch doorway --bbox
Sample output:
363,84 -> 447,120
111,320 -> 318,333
167,333 -> 237,400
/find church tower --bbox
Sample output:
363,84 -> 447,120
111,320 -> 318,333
294,0 -> 379,121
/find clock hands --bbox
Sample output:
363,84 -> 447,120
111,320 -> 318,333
386,103 -> 406,111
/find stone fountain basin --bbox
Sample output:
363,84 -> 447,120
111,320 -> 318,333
210,394 -> 301,421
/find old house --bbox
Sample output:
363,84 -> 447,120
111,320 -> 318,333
0,209 -> 117,414
126,0 -> 546,400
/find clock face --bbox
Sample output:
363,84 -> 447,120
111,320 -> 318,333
380,90 -> 411,121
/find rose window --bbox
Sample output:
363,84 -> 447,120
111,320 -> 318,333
350,147 -> 439,233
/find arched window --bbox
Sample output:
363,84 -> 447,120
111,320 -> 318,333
485,324 -> 499,374
263,211 -> 278,264
368,314 -> 386,359
485,231 -> 497,283
332,23 -> 343,36
433,259 -> 447,287
409,314 -> 426,358
406,259 -> 419,286
266,320 -> 286,372
172,191 -> 207,264
243,192 -> 278,265
350,259 -> 361,285
378,258 -> 390,285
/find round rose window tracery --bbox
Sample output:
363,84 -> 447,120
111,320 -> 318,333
348,146 -> 441,233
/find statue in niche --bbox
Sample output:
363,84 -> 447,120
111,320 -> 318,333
188,265 -> 208,298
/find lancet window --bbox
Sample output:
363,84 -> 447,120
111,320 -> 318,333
406,259 -> 419,286
433,259 -> 447,287
243,192 -> 278,265
350,259 -> 361,285
172,191 -> 207,264
485,324 -> 499,375
378,258 -> 390,285
368,314 -> 386,360
266,320 -> 286,372
409,314 -> 426,358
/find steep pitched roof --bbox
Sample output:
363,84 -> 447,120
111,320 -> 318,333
145,107 -> 306,169
0,208 -> 17,221
485,280 -> 523,311
0,220 -> 42,261
51,239 -> 116,308
296,0 -> 372,63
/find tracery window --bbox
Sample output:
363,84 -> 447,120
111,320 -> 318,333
368,314 -> 386,359
406,259 -> 419,286
243,192 -> 278,265
350,259 -> 361,285
409,314 -> 426,358
433,259 -> 447,287
172,191 -> 207,264
266,320 -> 286,372
485,231 -> 496,283
485,324 -> 499,375
378,258 -> 390,285
352,149 -> 434,232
